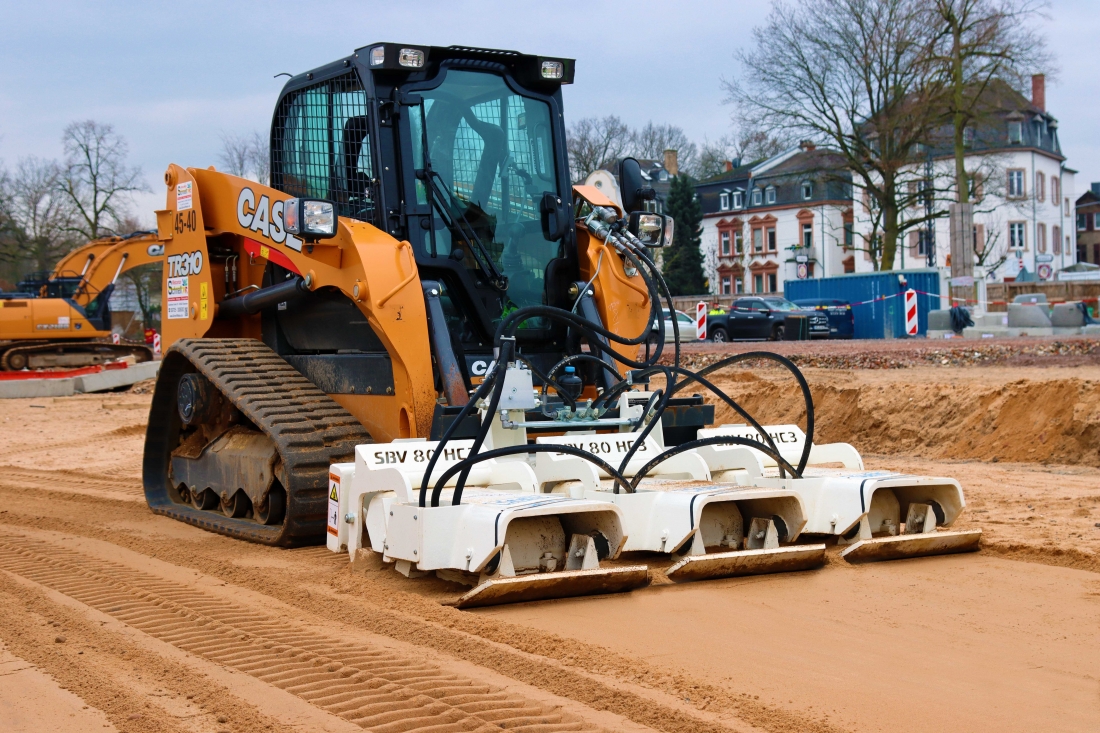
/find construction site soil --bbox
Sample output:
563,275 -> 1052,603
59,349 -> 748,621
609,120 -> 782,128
1,343 -> 1098,733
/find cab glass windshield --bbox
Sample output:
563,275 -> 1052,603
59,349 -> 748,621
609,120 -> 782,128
410,70 -> 560,326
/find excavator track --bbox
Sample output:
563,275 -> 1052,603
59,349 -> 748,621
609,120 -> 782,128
144,338 -> 372,546
0,339 -> 152,370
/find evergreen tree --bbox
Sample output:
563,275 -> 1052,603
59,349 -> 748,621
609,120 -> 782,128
661,173 -> 707,295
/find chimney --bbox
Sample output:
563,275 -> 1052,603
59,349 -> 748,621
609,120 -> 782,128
723,160 -> 733,172
663,149 -> 679,177
799,140 -> 816,152
1032,74 -> 1045,112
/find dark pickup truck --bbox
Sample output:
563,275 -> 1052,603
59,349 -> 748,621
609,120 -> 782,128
706,296 -> 829,342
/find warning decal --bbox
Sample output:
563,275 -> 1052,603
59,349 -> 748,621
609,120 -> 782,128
327,475 -> 340,536
177,181 -> 193,211
166,276 -> 189,319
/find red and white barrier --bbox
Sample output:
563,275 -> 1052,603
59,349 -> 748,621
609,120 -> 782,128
904,289 -> 918,336
696,301 -> 707,341
111,333 -> 121,344
152,333 -> 162,357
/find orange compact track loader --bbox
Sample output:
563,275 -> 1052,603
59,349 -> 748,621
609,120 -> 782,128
143,43 -> 977,606
0,232 -> 162,369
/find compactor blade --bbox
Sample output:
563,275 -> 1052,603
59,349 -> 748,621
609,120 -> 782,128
665,544 -> 826,583
840,529 -> 982,564
452,565 -> 649,609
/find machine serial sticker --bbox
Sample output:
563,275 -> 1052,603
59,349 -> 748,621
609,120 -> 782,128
177,181 -> 193,211
166,276 -> 189,319
327,476 -> 340,536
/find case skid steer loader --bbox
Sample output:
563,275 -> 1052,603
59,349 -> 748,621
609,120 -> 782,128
143,43 -> 979,607
0,232 -> 161,369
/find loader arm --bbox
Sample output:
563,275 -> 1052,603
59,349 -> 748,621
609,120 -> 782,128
155,164 -> 436,441
48,233 -> 162,306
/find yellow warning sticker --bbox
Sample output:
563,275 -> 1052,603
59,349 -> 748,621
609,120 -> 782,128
327,476 -> 340,536
259,245 -> 270,260
199,282 -> 209,320
330,484 -> 339,501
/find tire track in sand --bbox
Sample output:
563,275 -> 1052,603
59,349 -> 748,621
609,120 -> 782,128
0,535 -> 596,733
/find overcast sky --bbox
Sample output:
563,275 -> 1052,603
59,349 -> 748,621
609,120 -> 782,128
2,0 -> 1096,225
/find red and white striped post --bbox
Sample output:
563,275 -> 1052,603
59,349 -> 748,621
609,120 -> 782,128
696,301 -> 707,341
152,333 -> 162,357
111,332 -> 121,345
904,289 -> 918,336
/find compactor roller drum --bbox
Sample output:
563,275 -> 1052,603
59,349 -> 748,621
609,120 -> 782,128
143,339 -> 371,545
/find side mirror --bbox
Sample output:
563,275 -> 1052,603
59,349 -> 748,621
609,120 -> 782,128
618,157 -> 655,212
627,212 -> 668,247
540,191 -> 570,241
284,198 -> 338,239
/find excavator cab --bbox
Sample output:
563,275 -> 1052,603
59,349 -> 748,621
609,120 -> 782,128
267,45 -> 578,395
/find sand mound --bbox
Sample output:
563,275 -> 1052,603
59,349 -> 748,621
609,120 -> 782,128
705,369 -> 1100,465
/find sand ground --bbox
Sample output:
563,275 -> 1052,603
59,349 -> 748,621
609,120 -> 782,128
0,364 -> 1097,733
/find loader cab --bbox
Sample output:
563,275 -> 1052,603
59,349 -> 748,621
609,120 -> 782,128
269,45 -> 577,364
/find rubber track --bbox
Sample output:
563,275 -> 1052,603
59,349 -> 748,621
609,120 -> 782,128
144,339 -> 372,546
0,536 -> 592,733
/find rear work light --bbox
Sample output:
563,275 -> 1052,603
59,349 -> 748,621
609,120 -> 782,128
399,48 -> 425,68
541,60 -> 564,79
369,46 -> 385,66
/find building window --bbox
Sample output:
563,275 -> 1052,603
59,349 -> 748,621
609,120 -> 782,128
766,227 -> 777,252
917,230 -> 932,257
752,228 -> 762,253
658,170 -> 668,181
1037,222 -> 1047,254
721,276 -> 731,294
735,277 -> 744,293
753,273 -> 764,292
733,191 -> 744,209
1052,176 -> 1059,204
767,273 -> 778,292
1035,171 -> 1045,202
801,181 -> 812,200
765,186 -> 776,205
844,222 -> 854,250
1009,221 -> 1026,250
1008,121 -> 1023,144
963,126 -> 975,147
719,192 -> 730,211
734,230 -> 744,254
1079,213 -> 1088,231
1053,225 -> 1061,255
1065,197 -> 1071,216
752,189 -> 762,206
720,230 -> 731,255
802,223 -> 813,249
1095,213 -> 1100,230
1007,169 -> 1025,198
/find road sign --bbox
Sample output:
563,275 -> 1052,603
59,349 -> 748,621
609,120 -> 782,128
796,263 -> 808,279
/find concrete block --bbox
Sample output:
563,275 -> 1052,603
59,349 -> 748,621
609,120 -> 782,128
1083,324 -> 1100,336
926,310 -> 952,331
926,329 -> 961,340
0,378 -> 76,399
74,360 -> 161,394
962,326 -> 1011,339
1053,327 -> 1084,335
1007,303 -> 1052,328
1012,293 -> 1047,304
973,312 -> 1008,328
1050,302 -> 1086,328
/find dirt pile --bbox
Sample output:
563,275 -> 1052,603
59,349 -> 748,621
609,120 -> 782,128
704,367 -> 1100,465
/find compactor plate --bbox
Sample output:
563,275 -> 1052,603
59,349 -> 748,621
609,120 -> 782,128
665,544 -> 826,583
452,565 -> 650,609
839,529 -> 982,563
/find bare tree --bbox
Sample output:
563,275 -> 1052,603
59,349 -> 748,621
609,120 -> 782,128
248,131 -> 270,185
58,121 -> 145,240
218,132 -> 252,177
566,115 -> 632,183
630,122 -> 699,174
725,0 -> 947,270
3,157 -> 77,272
928,0 -> 1054,203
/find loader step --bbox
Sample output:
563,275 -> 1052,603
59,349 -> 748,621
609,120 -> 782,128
665,544 -> 826,583
839,529 -> 982,563
451,565 -> 650,609
143,338 -> 372,546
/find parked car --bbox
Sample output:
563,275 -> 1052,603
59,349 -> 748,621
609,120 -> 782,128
649,308 -> 699,343
705,297 -> 829,342
792,298 -> 855,339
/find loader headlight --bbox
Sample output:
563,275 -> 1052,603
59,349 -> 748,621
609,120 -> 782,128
628,212 -> 668,247
540,60 -> 564,79
399,48 -> 425,68
283,198 -> 338,239
370,46 -> 386,66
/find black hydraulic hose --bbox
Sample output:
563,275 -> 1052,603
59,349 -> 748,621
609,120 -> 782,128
434,444 -> 635,505
517,355 -> 577,412
613,367 -> 673,475
617,234 -> 681,371
691,351 -> 815,475
629,435 -> 801,490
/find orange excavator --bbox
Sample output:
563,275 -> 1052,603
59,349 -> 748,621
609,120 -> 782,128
0,231 -> 162,369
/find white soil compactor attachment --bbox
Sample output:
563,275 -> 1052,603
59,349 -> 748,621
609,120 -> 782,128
327,438 -> 647,608
694,424 -> 982,561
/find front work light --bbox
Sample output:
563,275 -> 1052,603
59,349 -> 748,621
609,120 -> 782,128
628,211 -> 669,247
370,46 -> 386,66
283,198 -> 338,239
399,48 -> 425,68
540,60 -> 564,79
